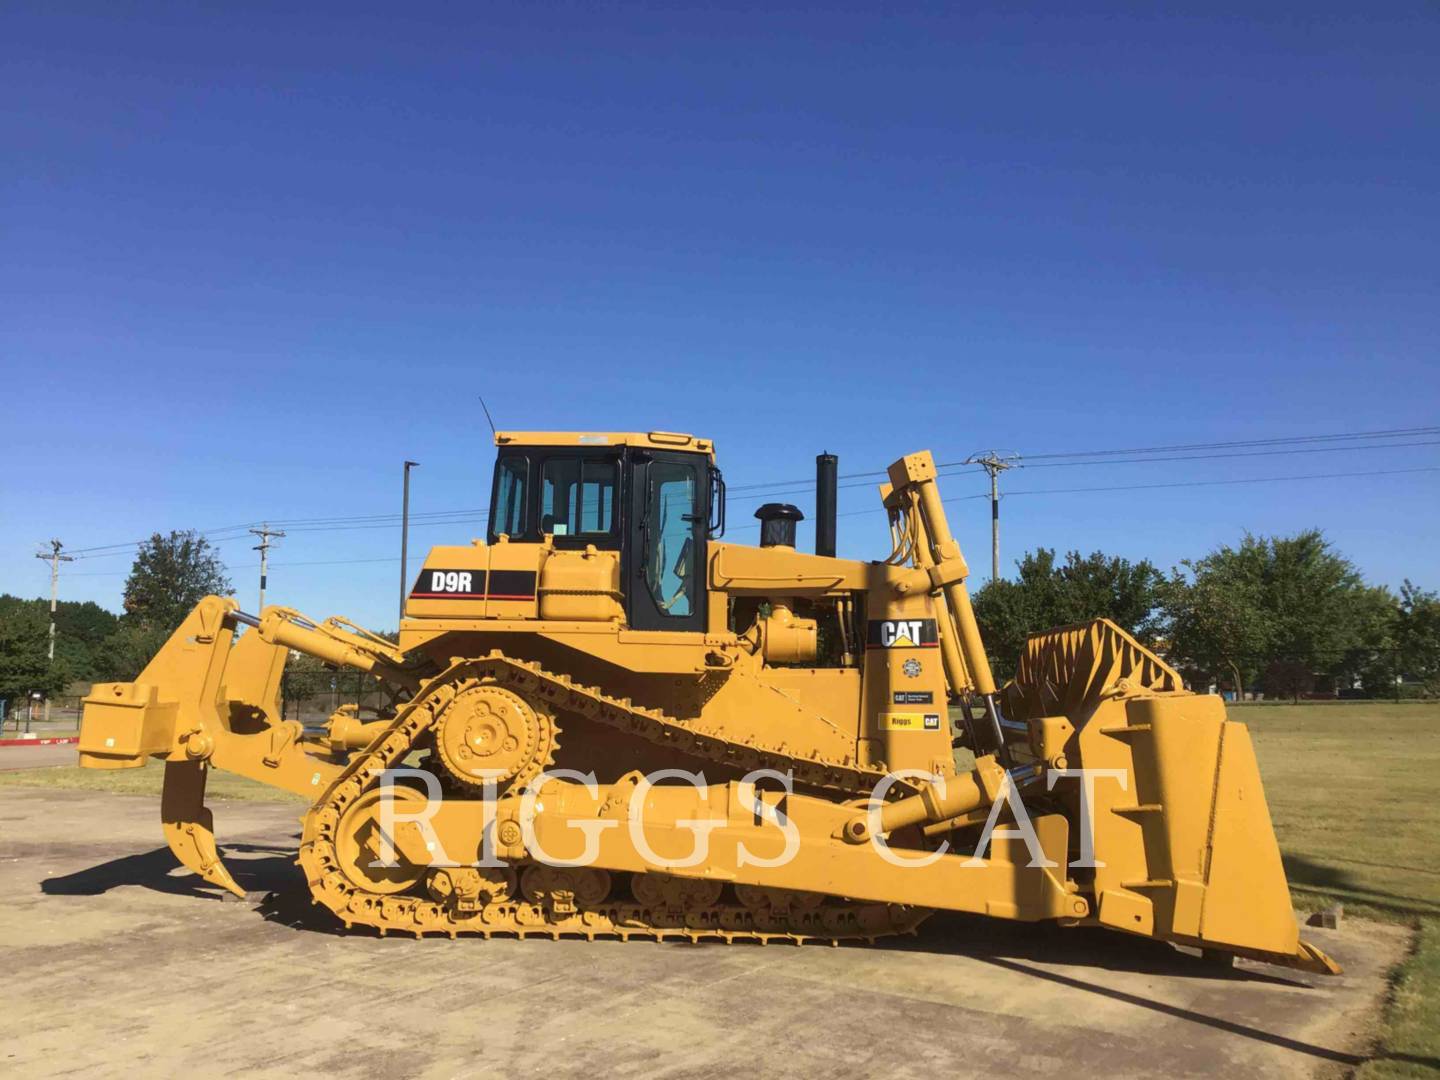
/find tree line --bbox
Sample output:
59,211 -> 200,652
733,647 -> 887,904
972,530 -> 1439,699
2,526 -> 1437,708
0,530 -> 230,707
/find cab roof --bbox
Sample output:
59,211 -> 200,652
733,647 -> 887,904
494,431 -> 714,457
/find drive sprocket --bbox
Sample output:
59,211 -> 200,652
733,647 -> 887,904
433,680 -> 559,791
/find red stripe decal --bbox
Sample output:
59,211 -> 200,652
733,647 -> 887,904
409,592 -> 536,600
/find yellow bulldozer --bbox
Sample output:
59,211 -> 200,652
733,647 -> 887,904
77,431 -> 1337,973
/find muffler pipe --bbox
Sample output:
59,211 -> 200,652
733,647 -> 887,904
816,452 -> 837,557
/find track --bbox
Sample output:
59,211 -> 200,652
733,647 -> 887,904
296,654 -> 930,942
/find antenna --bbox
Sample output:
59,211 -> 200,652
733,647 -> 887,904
477,395 -> 498,437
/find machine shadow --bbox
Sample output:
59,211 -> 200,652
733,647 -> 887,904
39,839 -> 362,936
886,913 -> 1367,1069
883,911 -> 1302,986
41,841 -> 299,901
1282,852 -> 1440,919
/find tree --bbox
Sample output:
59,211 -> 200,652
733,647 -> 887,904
1336,585 -> 1399,696
1163,568 -> 1270,700
0,603 -> 69,712
1261,531 -> 1367,693
0,595 -> 124,686
1261,659 -> 1314,702
1395,581 -> 1440,694
281,651 -> 333,720
1164,530 -> 1379,701
121,531 -> 232,632
92,531 -> 233,681
973,548 -> 1166,680
54,600 -> 119,683
96,622 -> 172,682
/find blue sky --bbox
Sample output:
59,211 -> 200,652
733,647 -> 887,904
3,3 -> 1436,630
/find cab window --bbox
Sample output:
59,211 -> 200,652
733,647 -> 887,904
645,461 -> 698,617
493,456 -> 528,538
542,457 -> 618,538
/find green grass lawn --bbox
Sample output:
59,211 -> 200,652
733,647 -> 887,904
1240,703 -> 1439,1079
0,760 -> 304,802
2,702 -> 1436,1073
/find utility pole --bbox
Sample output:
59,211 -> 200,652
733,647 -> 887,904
400,461 -> 419,625
35,539 -> 74,725
249,524 -> 285,612
964,452 -> 1020,583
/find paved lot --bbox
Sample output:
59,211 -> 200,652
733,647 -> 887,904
0,785 -> 1407,1079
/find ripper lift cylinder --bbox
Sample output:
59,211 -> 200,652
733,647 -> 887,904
236,609 -> 420,691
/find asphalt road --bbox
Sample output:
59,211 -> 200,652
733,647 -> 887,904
0,785 -> 1406,1078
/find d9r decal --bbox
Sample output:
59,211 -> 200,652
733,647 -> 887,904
427,571 -> 475,594
409,569 -> 537,600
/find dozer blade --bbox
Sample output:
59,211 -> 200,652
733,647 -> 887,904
1006,619 -> 1340,975
161,760 -> 245,899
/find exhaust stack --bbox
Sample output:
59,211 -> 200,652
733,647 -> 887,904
816,452 -> 837,557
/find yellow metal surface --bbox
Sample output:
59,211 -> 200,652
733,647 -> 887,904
1004,618 -> 1334,970
77,682 -> 175,768
73,434 -> 1334,975
494,430 -> 714,455
160,760 -> 244,899
538,548 -> 624,622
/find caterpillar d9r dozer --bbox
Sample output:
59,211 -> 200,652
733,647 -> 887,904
77,431 -> 1338,974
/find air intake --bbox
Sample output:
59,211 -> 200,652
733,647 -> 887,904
754,503 -> 804,548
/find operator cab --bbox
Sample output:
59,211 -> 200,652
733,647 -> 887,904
486,431 -> 724,633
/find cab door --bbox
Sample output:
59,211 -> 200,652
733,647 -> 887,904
625,450 -> 706,633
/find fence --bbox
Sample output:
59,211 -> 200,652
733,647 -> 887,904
281,669 -> 393,726
1,672 -> 393,736
2,694 -> 84,735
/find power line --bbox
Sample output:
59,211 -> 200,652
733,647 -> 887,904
1011,425 -> 1440,462
49,466 -> 1437,577
263,506 -> 486,527
823,465 -> 1440,520
727,426 -> 1438,500
66,510 -> 494,559
48,424 -> 1440,561
1016,438 -> 1440,470
983,465 -> 1440,500
724,436 -> 1440,517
